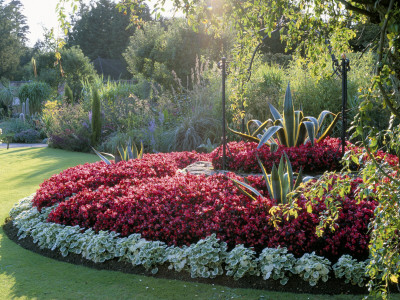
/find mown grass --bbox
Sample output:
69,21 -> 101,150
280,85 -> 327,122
0,147 -> 395,299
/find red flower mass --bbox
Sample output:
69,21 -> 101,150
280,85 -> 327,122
32,139 -> 398,260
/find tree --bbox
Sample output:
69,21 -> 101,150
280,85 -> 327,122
33,46 -> 97,100
123,18 -> 229,87
0,0 -> 29,79
67,0 -> 151,60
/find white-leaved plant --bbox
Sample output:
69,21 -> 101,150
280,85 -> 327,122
333,255 -> 369,287
225,244 -> 259,280
257,247 -> 296,285
185,234 -> 227,279
81,230 -> 121,263
123,238 -> 168,274
166,245 -> 189,272
294,252 -> 331,286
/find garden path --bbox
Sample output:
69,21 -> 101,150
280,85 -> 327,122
0,143 -> 48,148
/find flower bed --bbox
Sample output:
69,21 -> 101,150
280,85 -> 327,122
39,172 -> 374,261
30,150 -> 382,260
7,145 -> 399,290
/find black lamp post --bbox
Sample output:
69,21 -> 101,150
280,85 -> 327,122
221,57 -> 227,170
328,44 -> 350,156
218,57 -> 228,170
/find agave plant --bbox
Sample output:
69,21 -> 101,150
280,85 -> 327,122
230,152 -> 312,204
230,82 -> 341,151
92,137 -> 143,165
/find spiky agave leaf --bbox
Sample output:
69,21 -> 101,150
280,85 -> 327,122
283,82 -> 296,147
316,112 -> 341,143
230,178 -> 262,201
257,126 -> 282,149
268,102 -> 282,122
91,147 -> 114,165
228,126 -> 263,143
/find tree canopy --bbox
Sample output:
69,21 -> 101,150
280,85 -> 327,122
0,0 -> 29,79
67,0 -> 151,60
123,19 -> 229,87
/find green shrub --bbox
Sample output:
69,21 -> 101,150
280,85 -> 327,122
18,81 -> 52,115
42,100 -> 91,152
0,83 -> 16,117
0,118 -> 34,140
91,88 -> 101,145
13,129 -> 41,143
64,84 -> 74,104
33,47 -> 98,100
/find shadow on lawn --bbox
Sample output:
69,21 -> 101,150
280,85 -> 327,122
0,147 -> 98,186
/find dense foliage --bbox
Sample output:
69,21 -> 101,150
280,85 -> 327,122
68,0 -> 151,61
41,100 -> 92,152
18,81 -> 52,115
32,47 -> 97,100
123,19 -> 228,88
0,0 -> 28,79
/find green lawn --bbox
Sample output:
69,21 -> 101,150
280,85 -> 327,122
0,147 -> 394,299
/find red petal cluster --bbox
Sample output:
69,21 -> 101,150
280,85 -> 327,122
210,137 -> 343,173
32,149 -> 379,260
33,151 -> 211,210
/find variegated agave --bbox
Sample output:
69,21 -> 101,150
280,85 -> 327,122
92,137 -> 143,164
230,152 -> 313,204
230,82 -> 341,151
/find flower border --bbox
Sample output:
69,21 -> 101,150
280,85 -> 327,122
9,194 -> 370,288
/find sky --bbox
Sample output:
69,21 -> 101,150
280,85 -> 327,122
17,0 -> 177,47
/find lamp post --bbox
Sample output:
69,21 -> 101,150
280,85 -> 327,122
340,55 -> 350,156
218,57 -> 228,170
327,43 -> 350,156
221,57 -> 227,170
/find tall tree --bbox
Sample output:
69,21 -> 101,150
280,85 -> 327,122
123,19 -> 229,87
0,0 -> 29,79
67,0 -> 151,60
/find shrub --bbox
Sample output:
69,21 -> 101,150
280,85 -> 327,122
91,88 -> 101,145
0,83 -> 16,117
18,81 -> 52,115
42,100 -> 91,152
258,247 -> 296,285
294,252 -> 331,286
64,84 -> 74,104
13,129 -> 41,143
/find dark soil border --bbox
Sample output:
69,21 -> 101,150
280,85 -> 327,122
3,218 -> 373,295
